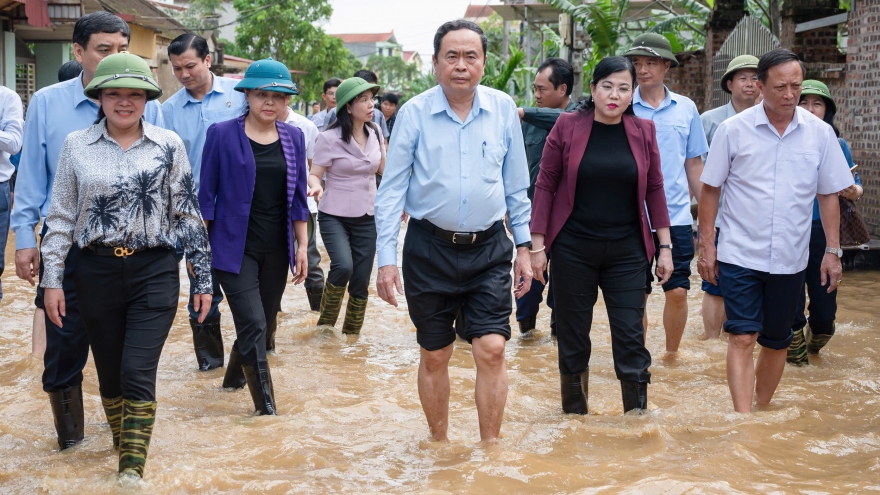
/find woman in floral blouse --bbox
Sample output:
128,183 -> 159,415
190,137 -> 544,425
41,53 -> 212,479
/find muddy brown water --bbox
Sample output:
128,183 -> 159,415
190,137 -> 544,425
1,226 -> 879,494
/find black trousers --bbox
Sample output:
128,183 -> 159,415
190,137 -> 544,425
75,247 -> 179,401
38,223 -> 89,392
551,229 -> 651,383
793,221 -> 837,336
215,250 -> 288,365
318,212 -> 376,299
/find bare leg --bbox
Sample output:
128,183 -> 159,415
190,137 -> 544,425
418,344 -> 454,442
755,348 -> 787,406
701,293 -> 726,340
727,333 -> 759,413
32,308 -> 47,358
663,288 -> 688,352
471,334 -> 508,443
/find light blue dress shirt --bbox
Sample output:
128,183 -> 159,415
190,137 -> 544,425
0,86 -> 24,182
11,73 -> 164,250
375,85 -> 531,267
160,74 -> 245,190
633,86 -> 709,226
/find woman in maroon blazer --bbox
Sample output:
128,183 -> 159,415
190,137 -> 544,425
530,57 -> 673,415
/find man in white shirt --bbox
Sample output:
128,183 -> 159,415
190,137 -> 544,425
0,86 -> 23,306
698,49 -> 854,413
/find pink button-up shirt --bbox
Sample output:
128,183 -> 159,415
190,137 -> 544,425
314,125 -> 385,217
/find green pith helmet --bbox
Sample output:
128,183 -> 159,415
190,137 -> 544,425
801,79 -> 836,115
334,77 -> 380,109
624,33 -> 679,68
721,54 -> 759,94
84,52 -> 162,100
234,58 -> 298,95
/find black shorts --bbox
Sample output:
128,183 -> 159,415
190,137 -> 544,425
402,219 -> 513,351
645,225 -> 694,294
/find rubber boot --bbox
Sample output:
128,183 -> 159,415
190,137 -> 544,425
519,315 -> 537,335
48,385 -> 85,450
305,287 -> 324,312
621,381 -> 648,414
316,282 -> 346,327
242,361 -> 277,415
560,368 -> 589,414
808,324 -> 835,355
190,318 -> 224,371
101,395 -> 123,449
341,296 -> 368,335
266,315 -> 277,352
118,399 -> 157,478
222,346 -> 247,389
787,327 -> 809,366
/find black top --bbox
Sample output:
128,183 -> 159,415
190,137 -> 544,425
562,120 -> 641,240
245,138 -> 288,252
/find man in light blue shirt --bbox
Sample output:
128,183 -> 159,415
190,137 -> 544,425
10,12 -> 164,451
374,20 -> 532,444
161,33 -> 245,371
626,33 -> 709,355
0,86 -> 23,305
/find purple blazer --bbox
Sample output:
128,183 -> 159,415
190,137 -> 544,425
199,115 -> 310,274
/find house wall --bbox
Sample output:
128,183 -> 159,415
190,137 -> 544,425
665,50 -> 707,113
33,43 -> 69,90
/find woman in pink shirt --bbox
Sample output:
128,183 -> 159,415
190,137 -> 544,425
309,77 -> 386,334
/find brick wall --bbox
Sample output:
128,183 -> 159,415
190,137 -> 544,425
840,0 -> 880,235
665,50 -> 707,113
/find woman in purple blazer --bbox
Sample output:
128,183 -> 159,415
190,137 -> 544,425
199,59 -> 309,415
530,57 -> 673,415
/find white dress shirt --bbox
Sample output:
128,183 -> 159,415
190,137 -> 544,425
701,104 -> 854,274
0,87 -> 24,181
284,109 -> 319,214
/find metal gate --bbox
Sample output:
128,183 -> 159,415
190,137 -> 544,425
711,15 -> 780,109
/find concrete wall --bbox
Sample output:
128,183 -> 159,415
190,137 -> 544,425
3,31 -> 15,89
33,43 -> 70,90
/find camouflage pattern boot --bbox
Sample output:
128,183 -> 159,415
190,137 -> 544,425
101,396 -> 123,449
787,327 -> 809,366
118,400 -> 158,478
807,324 -> 835,355
341,296 -> 368,335
316,282 -> 346,327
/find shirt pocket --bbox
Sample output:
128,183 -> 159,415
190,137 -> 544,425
784,150 -> 820,189
480,145 -> 506,183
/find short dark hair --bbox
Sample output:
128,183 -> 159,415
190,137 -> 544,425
353,69 -> 378,84
168,33 -> 209,60
382,93 -> 399,105
757,48 -> 805,83
58,60 -> 83,82
537,57 -> 574,96
433,19 -> 488,59
72,12 -> 130,49
323,78 -> 342,93
580,56 -> 636,116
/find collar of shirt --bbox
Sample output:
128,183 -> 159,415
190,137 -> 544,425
72,73 -> 99,111
86,118 -> 159,148
753,102 -> 804,139
429,85 -> 494,125
182,72 -> 227,105
633,85 -> 676,112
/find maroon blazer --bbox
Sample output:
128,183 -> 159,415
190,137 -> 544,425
531,111 -> 670,261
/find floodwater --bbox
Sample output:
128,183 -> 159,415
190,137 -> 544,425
1,226 -> 879,494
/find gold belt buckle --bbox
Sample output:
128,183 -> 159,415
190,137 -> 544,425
113,247 -> 134,257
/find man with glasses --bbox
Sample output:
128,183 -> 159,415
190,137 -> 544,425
311,78 -> 340,131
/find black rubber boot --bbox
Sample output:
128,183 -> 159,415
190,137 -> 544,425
518,315 -> 537,335
305,287 -> 323,312
560,368 -> 589,414
48,386 -> 85,449
222,346 -> 247,389
266,316 -> 277,352
621,381 -> 648,414
191,318 -> 224,371
242,361 -> 277,415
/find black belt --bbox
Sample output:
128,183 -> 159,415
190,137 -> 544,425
87,245 -> 149,257
411,218 -> 504,245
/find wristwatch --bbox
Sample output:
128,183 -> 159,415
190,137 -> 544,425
825,246 -> 843,258
516,241 -> 533,250
658,244 -> 673,250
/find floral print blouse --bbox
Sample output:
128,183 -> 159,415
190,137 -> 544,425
40,119 -> 212,293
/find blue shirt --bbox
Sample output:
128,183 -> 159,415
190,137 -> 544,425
160,74 -> 245,190
812,137 -> 862,221
11,73 -> 164,250
375,85 -> 531,267
633,86 -> 709,226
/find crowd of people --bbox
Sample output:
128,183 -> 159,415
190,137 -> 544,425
0,13 -> 862,479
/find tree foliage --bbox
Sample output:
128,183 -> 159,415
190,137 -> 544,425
365,54 -> 419,93
229,0 -> 361,103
